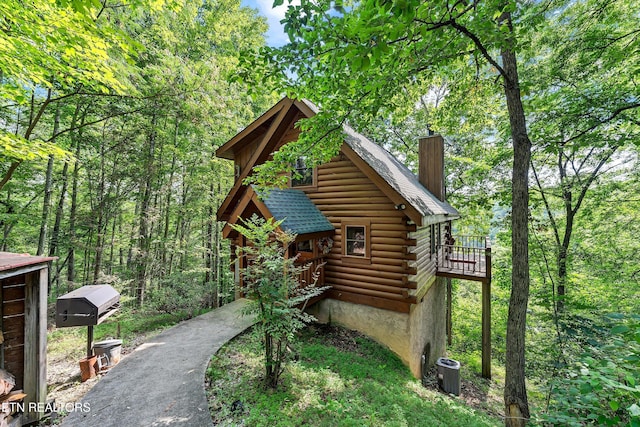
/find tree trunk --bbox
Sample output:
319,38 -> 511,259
37,103 -> 60,256
205,178 -> 217,308
108,213 -> 118,275
67,138 -> 81,284
93,126 -> 108,284
161,127 -> 178,268
37,155 -> 54,256
1,192 -> 14,251
50,159 -> 69,257
136,112 -> 157,306
501,43 -> 532,426
51,102 -> 81,261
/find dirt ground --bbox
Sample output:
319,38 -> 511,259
43,333 -> 149,425
46,338 -> 142,404
43,299 -> 145,418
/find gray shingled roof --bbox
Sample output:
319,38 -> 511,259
261,188 -> 335,235
301,100 -> 460,220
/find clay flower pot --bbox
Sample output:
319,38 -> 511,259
79,355 -> 98,382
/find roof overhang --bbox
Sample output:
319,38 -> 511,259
222,186 -> 335,240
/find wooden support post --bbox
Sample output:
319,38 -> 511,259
481,245 -> 492,379
481,278 -> 491,379
446,278 -> 452,346
24,268 -> 48,423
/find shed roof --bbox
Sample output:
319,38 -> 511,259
261,188 -> 335,235
300,100 -> 459,219
0,252 -> 55,272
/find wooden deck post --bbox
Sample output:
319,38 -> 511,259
446,278 -> 452,346
481,245 -> 492,379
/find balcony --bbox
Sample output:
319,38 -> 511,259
436,234 -> 492,379
436,235 -> 491,283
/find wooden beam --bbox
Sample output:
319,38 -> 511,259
292,99 -> 316,118
0,264 -> 47,280
217,99 -> 296,221
436,271 -> 486,281
482,246 -> 492,379
446,278 -> 452,346
216,97 -> 292,159
22,268 -> 47,424
221,187 -> 257,239
482,278 -> 491,379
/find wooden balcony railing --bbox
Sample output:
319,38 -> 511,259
294,255 -> 327,307
295,255 -> 326,287
436,235 -> 491,282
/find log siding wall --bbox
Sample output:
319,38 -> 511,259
408,224 -> 441,301
303,154 -> 418,312
1,274 -> 26,389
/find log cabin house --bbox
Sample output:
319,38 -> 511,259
217,98 -> 492,379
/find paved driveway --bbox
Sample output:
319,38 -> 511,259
61,299 -> 254,427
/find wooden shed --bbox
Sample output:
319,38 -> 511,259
217,98 -> 492,378
0,252 -> 52,425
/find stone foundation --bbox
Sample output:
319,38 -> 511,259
308,277 -> 447,378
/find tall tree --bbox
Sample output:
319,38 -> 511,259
0,0 -> 156,189
524,0 -> 640,313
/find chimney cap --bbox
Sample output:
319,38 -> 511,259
418,133 -> 442,140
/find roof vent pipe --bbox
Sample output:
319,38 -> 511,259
418,135 -> 445,202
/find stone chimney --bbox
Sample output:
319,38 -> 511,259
418,134 -> 445,202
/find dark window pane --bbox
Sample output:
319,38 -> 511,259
345,226 -> 366,256
297,240 -> 312,252
292,157 -> 313,187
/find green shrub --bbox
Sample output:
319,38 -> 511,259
541,314 -> 640,426
231,215 -> 327,389
146,268 -> 212,316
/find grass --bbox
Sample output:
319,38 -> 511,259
207,324 -> 501,427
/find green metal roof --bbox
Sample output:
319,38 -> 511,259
261,189 -> 334,235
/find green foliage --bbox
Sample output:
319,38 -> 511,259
541,315 -> 640,426
231,215 -> 328,388
0,132 -> 71,163
146,268 -> 218,316
0,0 -> 274,313
208,326 -> 500,426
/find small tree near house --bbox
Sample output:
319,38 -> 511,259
231,214 -> 327,388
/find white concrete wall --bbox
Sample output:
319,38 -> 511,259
309,276 -> 446,378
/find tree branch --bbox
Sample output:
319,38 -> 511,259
571,146 -> 618,216
0,162 -> 22,193
531,160 -> 561,248
46,105 -> 148,142
449,21 -> 509,84
559,102 -> 640,146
